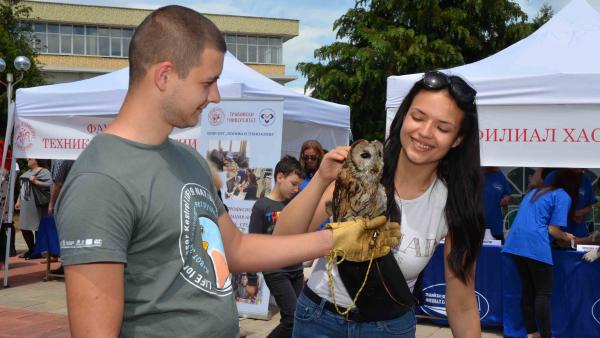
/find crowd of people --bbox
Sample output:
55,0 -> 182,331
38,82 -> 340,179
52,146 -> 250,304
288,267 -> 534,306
0,159 -> 73,273
0,5 -> 598,338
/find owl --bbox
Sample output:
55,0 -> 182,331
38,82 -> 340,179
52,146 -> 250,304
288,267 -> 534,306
328,139 -> 386,223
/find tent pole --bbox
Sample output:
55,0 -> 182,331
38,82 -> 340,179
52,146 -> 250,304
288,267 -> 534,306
2,100 -> 16,288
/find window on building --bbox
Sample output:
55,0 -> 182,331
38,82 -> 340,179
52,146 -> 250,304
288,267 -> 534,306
28,21 -> 134,58
73,25 -> 85,55
224,34 -> 283,64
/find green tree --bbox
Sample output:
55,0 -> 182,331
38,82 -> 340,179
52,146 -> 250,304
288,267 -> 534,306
298,0 -> 553,140
0,0 -> 45,137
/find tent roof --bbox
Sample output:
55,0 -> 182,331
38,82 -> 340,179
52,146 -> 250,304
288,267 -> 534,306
16,52 -> 350,130
387,0 -> 600,107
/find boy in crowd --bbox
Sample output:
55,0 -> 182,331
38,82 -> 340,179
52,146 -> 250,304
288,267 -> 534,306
248,156 -> 304,338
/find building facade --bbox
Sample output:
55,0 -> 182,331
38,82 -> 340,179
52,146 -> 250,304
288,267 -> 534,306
24,1 -> 299,84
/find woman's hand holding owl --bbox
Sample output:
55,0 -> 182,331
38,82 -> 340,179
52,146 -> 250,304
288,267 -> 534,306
313,146 -> 350,183
326,216 -> 401,262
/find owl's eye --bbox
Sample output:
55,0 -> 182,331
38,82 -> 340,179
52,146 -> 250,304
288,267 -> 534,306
360,152 -> 371,159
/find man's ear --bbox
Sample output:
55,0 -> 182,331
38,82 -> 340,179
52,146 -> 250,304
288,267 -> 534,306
451,135 -> 463,148
153,61 -> 175,91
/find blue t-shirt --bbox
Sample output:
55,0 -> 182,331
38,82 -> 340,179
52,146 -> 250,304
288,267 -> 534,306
299,174 -> 329,231
543,171 -> 597,237
502,188 -> 571,265
483,171 -> 513,237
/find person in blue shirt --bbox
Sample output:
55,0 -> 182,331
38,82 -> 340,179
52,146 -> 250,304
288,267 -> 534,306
298,140 -> 328,230
298,140 -> 325,192
482,167 -> 513,240
543,168 -> 596,238
503,169 -> 579,338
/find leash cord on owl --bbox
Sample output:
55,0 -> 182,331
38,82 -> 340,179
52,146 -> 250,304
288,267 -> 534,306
325,139 -> 387,317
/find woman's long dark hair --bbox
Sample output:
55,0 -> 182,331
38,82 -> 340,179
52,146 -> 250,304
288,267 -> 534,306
533,169 -> 580,222
383,79 -> 484,284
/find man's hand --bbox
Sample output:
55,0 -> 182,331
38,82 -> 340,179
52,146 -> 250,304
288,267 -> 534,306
326,216 -> 401,262
583,248 -> 600,262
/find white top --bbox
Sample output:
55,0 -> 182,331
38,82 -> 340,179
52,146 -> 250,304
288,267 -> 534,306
308,178 -> 449,307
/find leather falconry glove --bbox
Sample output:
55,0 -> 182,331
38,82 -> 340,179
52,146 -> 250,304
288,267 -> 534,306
326,215 -> 401,262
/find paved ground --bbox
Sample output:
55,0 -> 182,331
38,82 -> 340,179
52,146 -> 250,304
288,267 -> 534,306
1,236 -> 503,337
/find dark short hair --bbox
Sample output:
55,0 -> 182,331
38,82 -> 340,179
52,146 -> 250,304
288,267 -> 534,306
128,5 -> 227,87
535,169 -> 581,222
274,155 -> 305,179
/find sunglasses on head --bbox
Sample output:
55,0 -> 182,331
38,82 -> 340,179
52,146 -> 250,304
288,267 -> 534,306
302,155 -> 318,161
421,71 -> 477,105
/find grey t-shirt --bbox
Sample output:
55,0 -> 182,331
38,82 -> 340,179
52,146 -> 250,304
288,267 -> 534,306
56,134 -> 238,337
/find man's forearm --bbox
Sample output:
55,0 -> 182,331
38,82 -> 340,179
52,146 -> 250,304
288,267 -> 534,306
273,172 -> 331,236
228,230 -> 332,273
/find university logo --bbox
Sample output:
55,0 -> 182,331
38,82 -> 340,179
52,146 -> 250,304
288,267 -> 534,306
179,183 -> 232,296
208,107 -> 225,126
592,298 -> 600,325
14,121 -> 35,151
420,283 -> 490,320
259,108 -> 276,126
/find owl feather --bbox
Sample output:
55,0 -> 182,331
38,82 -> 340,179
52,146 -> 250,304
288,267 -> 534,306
327,139 -> 386,223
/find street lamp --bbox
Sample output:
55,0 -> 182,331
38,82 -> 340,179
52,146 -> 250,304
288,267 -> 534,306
1,55 -> 30,287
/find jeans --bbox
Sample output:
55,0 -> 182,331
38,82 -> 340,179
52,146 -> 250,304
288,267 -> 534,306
513,255 -> 553,338
264,270 -> 304,338
292,290 -> 416,338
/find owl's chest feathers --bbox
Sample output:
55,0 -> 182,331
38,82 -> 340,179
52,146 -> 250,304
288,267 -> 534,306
333,179 -> 386,222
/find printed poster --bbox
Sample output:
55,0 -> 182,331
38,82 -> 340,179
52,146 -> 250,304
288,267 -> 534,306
199,98 -> 284,319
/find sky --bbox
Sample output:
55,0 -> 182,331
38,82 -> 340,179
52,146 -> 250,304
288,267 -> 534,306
43,0 -> 600,92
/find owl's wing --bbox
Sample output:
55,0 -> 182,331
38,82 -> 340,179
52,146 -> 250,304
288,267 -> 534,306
332,168 -> 363,222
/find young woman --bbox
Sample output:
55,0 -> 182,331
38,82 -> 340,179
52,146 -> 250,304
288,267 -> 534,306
275,71 -> 484,337
502,169 -> 578,338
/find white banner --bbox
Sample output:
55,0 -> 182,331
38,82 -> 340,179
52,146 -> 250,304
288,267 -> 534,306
12,115 -> 201,159
387,104 -> 600,167
198,98 -> 284,319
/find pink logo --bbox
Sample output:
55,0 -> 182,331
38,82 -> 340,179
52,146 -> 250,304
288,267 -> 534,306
14,122 -> 35,151
208,107 -> 225,126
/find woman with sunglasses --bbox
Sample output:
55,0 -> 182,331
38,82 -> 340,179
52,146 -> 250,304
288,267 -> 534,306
299,140 -> 325,191
275,71 -> 484,337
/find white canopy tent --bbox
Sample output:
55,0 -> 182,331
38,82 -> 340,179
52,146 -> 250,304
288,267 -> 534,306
1,52 -> 350,286
14,51 -> 351,158
386,0 -> 600,168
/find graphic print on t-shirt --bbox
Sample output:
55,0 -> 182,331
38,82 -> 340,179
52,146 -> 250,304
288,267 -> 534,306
179,183 -> 232,296
265,211 -> 281,234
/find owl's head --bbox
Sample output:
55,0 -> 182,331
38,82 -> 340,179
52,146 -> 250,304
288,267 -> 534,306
347,139 -> 384,181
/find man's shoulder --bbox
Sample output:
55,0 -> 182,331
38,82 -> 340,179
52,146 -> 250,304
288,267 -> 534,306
170,140 -> 210,169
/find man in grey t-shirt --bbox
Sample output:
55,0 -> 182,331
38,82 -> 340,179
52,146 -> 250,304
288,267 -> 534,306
56,6 -> 399,338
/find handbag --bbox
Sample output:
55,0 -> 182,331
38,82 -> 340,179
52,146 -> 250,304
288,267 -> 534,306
31,184 -> 50,207
30,171 -> 51,207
